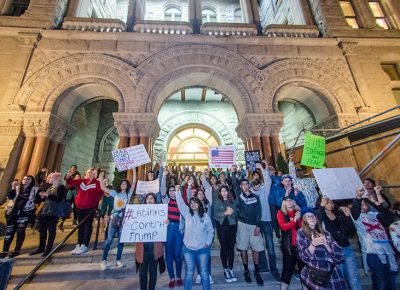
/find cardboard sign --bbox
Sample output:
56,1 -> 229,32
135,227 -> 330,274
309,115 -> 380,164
208,146 -> 236,168
245,150 -> 261,172
121,204 -> 168,243
136,179 -> 160,195
312,168 -> 365,200
301,132 -> 326,168
112,144 -> 151,171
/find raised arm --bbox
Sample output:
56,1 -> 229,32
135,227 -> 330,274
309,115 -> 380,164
259,161 -> 272,189
202,169 -> 212,192
160,169 -> 168,198
288,154 -> 298,182
350,188 -> 363,220
175,186 -> 189,217
130,168 -> 137,195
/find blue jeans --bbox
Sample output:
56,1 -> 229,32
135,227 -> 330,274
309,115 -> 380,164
182,245 -> 210,290
259,221 -> 278,273
366,253 -> 397,290
338,246 -> 361,290
165,222 -> 183,279
102,220 -> 124,261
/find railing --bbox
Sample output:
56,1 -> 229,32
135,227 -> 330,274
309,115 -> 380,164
62,17 -> 126,32
263,24 -> 319,37
200,22 -> 258,36
13,209 -> 98,290
133,20 -> 193,35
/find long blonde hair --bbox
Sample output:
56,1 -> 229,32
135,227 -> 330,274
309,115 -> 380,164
281,199 -> 300,215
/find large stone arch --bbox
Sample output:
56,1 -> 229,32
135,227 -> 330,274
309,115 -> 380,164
132,44 -> 264,120
11,54 -> 136,117
262,59 -> 365,115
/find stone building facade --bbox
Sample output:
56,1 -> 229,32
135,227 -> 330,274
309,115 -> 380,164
0,0 -> 399,202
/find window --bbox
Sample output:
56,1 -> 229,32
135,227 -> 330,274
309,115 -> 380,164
393,89 -> 400,105
339,1 -> 359,28
7,0 -> 30,16
202,8 -> 217,23
234,9 -> 242,23
381,63 -> 400,80
368,1 -> 389,29
164,7 -> 182,22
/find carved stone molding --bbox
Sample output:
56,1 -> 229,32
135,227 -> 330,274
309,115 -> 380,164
113,112 -> 160,141
0,113 -> 24,136
338,41 -> 359,56
236,113 -> 284,141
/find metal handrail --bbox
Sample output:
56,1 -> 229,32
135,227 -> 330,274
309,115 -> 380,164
13,209 -> 98,290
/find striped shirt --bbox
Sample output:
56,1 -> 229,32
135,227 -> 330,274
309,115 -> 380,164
168,199 -> 180,222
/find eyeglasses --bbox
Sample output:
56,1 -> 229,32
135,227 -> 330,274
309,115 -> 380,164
305,214 -> 317,219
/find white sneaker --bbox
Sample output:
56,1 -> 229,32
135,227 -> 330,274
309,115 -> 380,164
76,245 -> 88,255
195,274 -> 201,284
116,261 -> 124,268
228,269 -> 237,282
100,260 -> 107,271
71,244 -> 81,255
224,269 -> 233,283
209,275 -> 214,285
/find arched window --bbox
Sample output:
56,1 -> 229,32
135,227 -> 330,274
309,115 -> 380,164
164,7 -> 182,21
202,8 -> 217,23
234,8 -> 242,23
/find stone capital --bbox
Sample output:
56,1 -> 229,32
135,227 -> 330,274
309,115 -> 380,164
0,113 -> 24,136
236,113 -> 284,141
113,112 -> 160,141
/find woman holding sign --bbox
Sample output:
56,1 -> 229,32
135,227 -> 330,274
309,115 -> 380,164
100,169 -> 136,270
175,186 -> 214,290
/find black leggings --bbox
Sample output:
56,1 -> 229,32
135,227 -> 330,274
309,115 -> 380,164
3,215 -> 29,252
76,208 -> 96,246
216,223 -> 237,270
139,250 -> 158,290
39,216 -> 59,251
280,246 -> 304,285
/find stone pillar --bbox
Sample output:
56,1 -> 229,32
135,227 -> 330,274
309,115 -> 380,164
134,0 -> 145,21
27,135 -> 50,176
270,129 -> 281,164
249,0 -> 262,33
138,135 -> 150,180
250,136 -> 262,153
0,0 -> 13,15
15,135 -> 36,181
126,130 -> 139,182
240,0 -> 253,23
44,140 -> 59,172
66,0 -> 80,16
261,134 -> 273,166
126,0 -> 136,31
382,0 -> 400,28
298,0 -> 314,25
118,136 -> 129,149
53,143 -> 65,172
352,0 -> 377,28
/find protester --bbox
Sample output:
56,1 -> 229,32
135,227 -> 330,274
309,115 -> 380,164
66,168 -> 104,255
175,187 -> 214,290
213,185 -> 238,283
135,192 -> 165,290
30,173 -> 66,257
351,187 -> 397,290
161,170 -> 184,288
100,169 -> 136,270
235,178 -> 264,286
297,208 -> 348,290
362,178 -> 390,208
98,170 -> 113,232
317,197 -> 361,290
277,197 -> 303,290
275,174 -> 307,209
0,175 -> 38,258
250,162 -> 280,282
288,154 -> 319,208
268,165 -> 282,239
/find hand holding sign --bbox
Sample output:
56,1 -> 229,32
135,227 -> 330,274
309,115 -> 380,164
112,144 -> 151,171
301,132 -> 325,168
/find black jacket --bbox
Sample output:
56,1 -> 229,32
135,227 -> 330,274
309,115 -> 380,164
237,192 -> 262,227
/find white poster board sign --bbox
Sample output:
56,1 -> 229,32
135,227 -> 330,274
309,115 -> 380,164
312,168 -> 365,200
112,144 -> 151,171
121,204 -> 167,243
136,179 -> 160,195
208,146 -> 236,168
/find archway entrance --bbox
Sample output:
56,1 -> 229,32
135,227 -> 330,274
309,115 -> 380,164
155,86 -> 245,168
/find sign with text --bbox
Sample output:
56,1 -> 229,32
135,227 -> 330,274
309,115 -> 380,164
245,150 -> 261,173
121,204 -> 168,243
112,144 -> 151,171
136,179 -> 160,195
208,146 -> 236,168
312,168 -> 365,200
301,132 -> 326,168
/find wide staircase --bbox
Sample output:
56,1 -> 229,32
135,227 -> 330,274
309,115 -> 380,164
1,218 -> 395,290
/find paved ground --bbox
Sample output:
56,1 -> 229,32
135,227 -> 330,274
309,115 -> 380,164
0,206 -> 396,290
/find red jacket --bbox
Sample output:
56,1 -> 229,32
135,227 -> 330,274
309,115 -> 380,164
66,178 -> 103,209
277,209 -> 302,246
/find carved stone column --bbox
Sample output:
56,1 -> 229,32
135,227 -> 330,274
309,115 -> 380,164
0,0 -> 12,15
15,129 -> 36,181
261,134 -> 273,167
239,0 -> 253,23
352,0 -> 377,28
44,140 -> 59,172
382,0 -> 400,28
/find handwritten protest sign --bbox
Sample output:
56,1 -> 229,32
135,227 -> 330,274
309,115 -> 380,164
301,132 -> 326,168
245,150 -> 261,172
112,144 -> 151,171
136,179 -> 160,195
312,168 -> 365,200
208,146 -> 236,168
121,204 -> 167,243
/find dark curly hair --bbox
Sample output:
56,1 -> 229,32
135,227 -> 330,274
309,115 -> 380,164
189,197 -> 205,218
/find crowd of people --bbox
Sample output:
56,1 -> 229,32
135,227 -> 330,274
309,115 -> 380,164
1,154 -> 400,290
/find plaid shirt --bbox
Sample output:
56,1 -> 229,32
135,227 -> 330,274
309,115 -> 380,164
289,162 -> 319,208
297,229 -> 348,290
